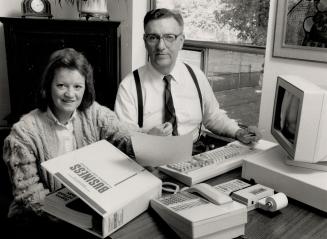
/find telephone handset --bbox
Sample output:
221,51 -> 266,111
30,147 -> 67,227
150,183 -> 247,239
185,183 -> 233,205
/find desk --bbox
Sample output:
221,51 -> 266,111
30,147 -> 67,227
3,168 -> 326,239
108,168 -> 327,239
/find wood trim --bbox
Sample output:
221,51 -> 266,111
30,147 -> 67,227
184,40 -> 265,55
149,0 -> 156,9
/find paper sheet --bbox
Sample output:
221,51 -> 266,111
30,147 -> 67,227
131,133 -> 193,167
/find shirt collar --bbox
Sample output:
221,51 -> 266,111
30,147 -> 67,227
146,60 -> 181,83
47,107 -> 76,128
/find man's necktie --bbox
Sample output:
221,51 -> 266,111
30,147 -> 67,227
163,75 -> 178,136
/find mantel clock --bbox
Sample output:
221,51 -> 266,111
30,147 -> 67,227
22,0 -> 52,18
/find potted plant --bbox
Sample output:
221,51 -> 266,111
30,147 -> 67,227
55,0 -> 109,19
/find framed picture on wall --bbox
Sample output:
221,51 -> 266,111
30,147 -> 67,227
273,0 -> 327,63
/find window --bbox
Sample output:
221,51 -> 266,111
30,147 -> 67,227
152,0 -> 270,127
177,45 -> 207,72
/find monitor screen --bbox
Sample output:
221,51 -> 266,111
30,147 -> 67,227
271,76 -> 302,159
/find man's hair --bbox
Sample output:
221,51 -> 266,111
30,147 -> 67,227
37,48 -> 95,112
144,8 -> 184,30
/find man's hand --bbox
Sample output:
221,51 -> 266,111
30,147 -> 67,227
235,126 -> 262,145
147,122 -> 173,136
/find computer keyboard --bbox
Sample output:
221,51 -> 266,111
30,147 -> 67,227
158,142 -> 263,186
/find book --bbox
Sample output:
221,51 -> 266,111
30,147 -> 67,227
41,140 -> 162,238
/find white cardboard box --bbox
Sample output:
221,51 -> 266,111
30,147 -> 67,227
42,140 -> 162,238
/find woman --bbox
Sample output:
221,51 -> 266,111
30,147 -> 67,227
3,48 -> 138,220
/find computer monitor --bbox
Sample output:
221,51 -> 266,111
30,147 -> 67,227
271,75 -> 327,171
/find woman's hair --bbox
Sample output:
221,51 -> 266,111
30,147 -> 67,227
143,8 -> 184,30
37,48 -> 95,111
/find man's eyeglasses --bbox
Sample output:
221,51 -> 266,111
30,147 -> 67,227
144,33 -> 182,45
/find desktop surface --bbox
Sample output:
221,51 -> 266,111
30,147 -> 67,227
109,167 -> 327,239
4,168 -> 326,239
3,137 -> 327,239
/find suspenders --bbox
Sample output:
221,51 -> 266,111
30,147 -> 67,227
184,63 -> 203,115
133,70 -> 144,127
133,63 -> 203,131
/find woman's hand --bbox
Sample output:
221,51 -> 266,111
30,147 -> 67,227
147,122 -> 173,136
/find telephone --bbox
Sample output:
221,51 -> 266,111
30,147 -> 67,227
150,183 -> 247,239
185,183 -> 233,205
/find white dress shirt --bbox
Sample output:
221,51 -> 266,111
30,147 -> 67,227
47,108 -> 77,155
115,61 -> 240,140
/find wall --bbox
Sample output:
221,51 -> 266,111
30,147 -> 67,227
0,0 -> 148,127
259,0 -> 327,141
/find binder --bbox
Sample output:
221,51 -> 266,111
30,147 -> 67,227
41,140 -> 162,238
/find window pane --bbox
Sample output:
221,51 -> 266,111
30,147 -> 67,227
178,49 -> 204,71
155,0 -> 269,46
207,49 -> 264,126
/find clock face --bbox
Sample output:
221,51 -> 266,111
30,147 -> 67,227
30,0 -> 45,13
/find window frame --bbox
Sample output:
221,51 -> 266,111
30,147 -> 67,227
181,43 -> 208,74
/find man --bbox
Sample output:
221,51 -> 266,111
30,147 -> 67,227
115,8 -> 260,145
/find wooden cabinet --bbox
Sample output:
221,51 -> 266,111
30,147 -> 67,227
0,17 -> 120,124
